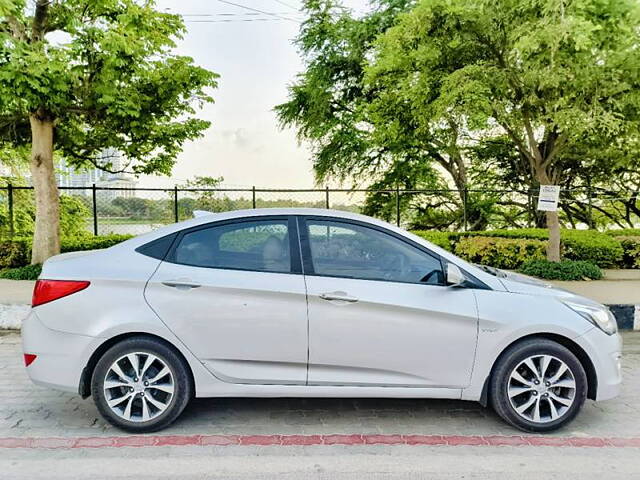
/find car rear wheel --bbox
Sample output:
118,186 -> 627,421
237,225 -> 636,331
490,338 -> 588,432
91,337 -> 192,433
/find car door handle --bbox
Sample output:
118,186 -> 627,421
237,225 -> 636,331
319,292 -> 358,303
161,280 -> 202,290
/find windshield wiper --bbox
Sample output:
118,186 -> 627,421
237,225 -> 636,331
475,264 -> 507,278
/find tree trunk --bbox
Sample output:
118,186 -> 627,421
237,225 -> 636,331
545,210 -> 561,262
29,113 -> 60,265
535,168 -> 561,262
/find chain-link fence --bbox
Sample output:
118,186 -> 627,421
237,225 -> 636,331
0,184 -> 638,238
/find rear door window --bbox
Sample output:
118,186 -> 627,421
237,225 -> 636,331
172,220 -> 292,273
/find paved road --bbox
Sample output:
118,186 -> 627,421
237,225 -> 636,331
2,444 -> 639,480
1,331 -> 639,479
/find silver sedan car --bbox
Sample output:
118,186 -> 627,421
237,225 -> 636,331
22,209 -> 622,432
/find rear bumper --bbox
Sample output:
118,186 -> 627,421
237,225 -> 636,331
21,310 -> 96,393
576,327 -> 623,401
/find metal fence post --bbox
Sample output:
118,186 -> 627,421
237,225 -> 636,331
462,188 -> 468,232
8,183 -> 14,238
173,186 -> 179,223
92,184 -> 98,236
325,186 -> 330,209
587,182 -> 594,229
396,186 -> 401,227
252,186 -> 256,209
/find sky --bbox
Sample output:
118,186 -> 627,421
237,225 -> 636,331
142,0 -> 369,189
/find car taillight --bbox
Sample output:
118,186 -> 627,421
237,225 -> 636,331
24,353 -> 37,367
32,280 -> 90,307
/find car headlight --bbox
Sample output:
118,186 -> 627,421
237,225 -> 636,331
562,300 -> 618,335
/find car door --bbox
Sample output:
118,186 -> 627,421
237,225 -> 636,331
145,216 -> 309,385
301,217 -> 479,388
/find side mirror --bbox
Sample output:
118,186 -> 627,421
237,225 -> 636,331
446,263 -> 465,287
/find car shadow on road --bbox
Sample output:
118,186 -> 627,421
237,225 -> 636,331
172,396 -> 509,435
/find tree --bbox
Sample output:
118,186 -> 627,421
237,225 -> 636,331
276,0 -> 529,231
277,0 -> 505,230
366,0 -> 640,260
0,0 -> 218,263
275,0 -> 419,187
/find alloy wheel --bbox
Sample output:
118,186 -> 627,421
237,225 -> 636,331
103,352 -> 175,422
507,354 -> 576,424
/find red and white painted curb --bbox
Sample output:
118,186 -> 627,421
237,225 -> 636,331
1,434 -> 639,449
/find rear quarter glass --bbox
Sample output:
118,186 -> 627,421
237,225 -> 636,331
135,233 -> 178,260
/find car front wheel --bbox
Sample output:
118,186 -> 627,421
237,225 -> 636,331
490,338 -> 588,432
91,337 -> 192,433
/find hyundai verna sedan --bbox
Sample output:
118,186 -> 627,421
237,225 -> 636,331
22,209 -> 622,432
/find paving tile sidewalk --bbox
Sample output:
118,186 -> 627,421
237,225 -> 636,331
1,331 -> 638,440
0,280 -> 33,305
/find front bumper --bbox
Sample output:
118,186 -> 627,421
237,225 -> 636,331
21,310 -> 96,393
576,327 -> 623,401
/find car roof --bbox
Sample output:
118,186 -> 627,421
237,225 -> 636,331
133,208 -> 395,243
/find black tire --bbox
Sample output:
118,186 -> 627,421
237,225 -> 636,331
490,338 -> 588,433
91,337 -> 192,433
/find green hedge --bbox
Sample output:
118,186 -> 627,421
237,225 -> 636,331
412,228 -> 624,268
559,230 -> 623,268
0,234 -> 133,269
0,264 -> 42,280
411,231 -> 457,250
461,229 -> 622,267
0,238 -> 31,269
453,236 -> 547,269
614,236 -> 640,269
606,228 -> 640,237
60,234 -> 133,253
519,260 -> 603,281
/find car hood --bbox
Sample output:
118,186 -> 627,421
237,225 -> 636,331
498,270 -> 603,307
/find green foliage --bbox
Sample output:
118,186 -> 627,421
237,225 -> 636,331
519,260 -> 603,281
411,228 -> 624,267
0,263 -> 41,280
110,197 -> 172,222
0,238 -> 30,268
60,234 -> 133,253
0,191 -> 92,238
607,229 -> 640,237
0,0 -> 219,174
411,231 -> 456,250
0,234 -> 132,268
457,229 -> 623,267
560,230 -> 623,268
280,0 -> 640,232
59,195 -> 92,238
368,0 -> 640,181
614,236 -> 640,269
453,236 -> 547,269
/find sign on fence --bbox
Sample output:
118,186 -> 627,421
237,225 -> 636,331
537,185 -> 560,212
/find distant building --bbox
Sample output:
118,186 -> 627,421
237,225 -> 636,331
56,149 -> 137,199
56,162 -> 101,188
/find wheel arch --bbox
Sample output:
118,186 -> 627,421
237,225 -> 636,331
78,332 -> 196,399
479,332 -> 597,407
